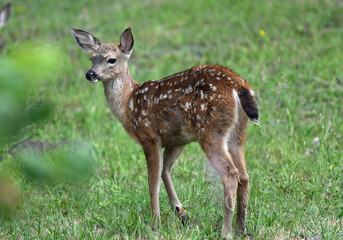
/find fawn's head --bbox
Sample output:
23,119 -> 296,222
71,27 -> 134,83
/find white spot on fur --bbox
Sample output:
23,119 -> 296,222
183,102 -> 191,111
129,98 -> 134,111
201,104 -> 206,111
184,85 -> 193,94
200,90 -> 204,99
142,110 -> 147,116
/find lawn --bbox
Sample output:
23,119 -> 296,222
0,0 -> 342,239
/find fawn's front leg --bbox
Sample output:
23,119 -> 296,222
142,140 -> 163,230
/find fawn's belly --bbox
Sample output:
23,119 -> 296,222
160,126 -> 197,147
156,109 -> 197,146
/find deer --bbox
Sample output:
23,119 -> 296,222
71,27 -> 259,239
0,3 -> 11,49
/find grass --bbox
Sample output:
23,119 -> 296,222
0,0 -> 342,239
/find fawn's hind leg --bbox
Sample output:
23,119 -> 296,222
162,145 -> 187,223
227,111 -> 250,236
199,136 -> 239,240
228,144 -> 249,236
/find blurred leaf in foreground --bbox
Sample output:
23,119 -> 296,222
16,144 -> 94,183
0,43 -> 63,145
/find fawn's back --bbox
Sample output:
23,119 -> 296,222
127,64 -> 257,147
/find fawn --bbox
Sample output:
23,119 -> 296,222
71,27 -> 259,239
0,3 -> 11,49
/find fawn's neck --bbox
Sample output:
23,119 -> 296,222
103,67 -> 138,124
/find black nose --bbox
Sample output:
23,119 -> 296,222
86,70 -> 98,81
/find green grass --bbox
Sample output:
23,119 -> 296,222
1,0 -> 342,239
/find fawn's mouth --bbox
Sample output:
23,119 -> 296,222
90,79 -> 99,83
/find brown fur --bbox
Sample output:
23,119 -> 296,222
71,27 -> 258,239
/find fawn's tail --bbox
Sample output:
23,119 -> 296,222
238,87 -> 260,126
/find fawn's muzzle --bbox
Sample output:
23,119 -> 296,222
86,70 -> 99,82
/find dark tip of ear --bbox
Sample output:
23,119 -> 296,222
70,28 -> 84,34
123,27 -> 132,35
70,28 -> 78,36
4,3 -> 11,8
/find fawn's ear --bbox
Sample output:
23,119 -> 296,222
120,27 -> 134,56
70,28 -> 102,53
0,3 -> 11,29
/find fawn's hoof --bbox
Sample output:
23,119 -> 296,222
222,234 -> 232,240
175,205 -> 187,226
234,223 -> 246,237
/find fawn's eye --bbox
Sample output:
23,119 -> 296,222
108,58 -> 116,64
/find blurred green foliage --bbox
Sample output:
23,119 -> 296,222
0,44 -> 94,220
0,44 -> 61,145
17,145 -> 93,182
